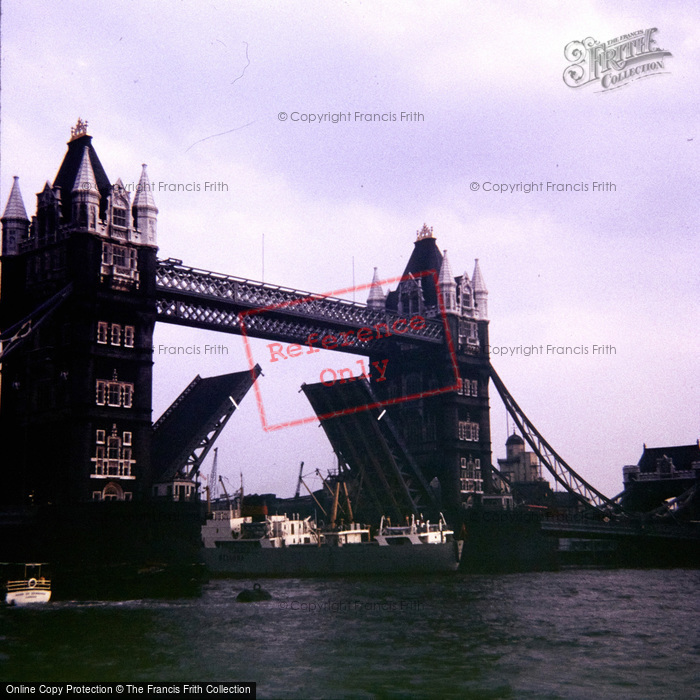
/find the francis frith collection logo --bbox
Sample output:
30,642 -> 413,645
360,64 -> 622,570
563,28 -> 672,91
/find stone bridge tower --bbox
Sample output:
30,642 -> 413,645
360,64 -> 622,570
368,224 -> 492,519
0,120 -> 159,505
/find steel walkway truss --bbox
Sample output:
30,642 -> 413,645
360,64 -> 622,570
155,260 -> 445,353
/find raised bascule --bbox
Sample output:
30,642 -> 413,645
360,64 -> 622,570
1,123 -> 698,578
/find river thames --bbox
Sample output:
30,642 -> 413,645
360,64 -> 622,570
2,569 -> 698,699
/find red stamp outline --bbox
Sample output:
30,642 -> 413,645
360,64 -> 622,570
239,270 -> 460,431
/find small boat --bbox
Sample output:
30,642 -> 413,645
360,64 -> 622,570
237,582 -> 272,602
5,563 -> 52,605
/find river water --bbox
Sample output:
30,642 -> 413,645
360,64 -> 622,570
2,569 -> 698,699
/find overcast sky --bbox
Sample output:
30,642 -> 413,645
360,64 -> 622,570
2,0 -> 698,499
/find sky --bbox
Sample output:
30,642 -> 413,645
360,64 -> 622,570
1,0 -> 698,500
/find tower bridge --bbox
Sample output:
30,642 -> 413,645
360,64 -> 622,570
155,260 -> 446,353
0,122 -> 668,529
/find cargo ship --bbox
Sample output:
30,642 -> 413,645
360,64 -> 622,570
201,511 -> 462,576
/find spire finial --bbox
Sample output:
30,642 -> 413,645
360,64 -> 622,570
416,223 -> 434,240
70,118 -> 90,141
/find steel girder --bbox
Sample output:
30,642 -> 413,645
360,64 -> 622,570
155,260 -> 445,352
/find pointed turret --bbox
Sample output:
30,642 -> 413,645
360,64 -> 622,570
472,258 -> 488,319
72,146 -> 100,230
438,250 -> 457,313
367,267 -> 386,310
3,177 -> 29,220
2,177 -> 30,256
472,258 -> 487,293
132,164 -> 158,246
72,146 -> 99,197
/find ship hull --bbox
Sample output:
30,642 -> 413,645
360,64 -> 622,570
6,587 -> 51,606
203,540 -> 462,576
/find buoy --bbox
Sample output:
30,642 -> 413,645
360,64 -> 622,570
237,582 -> 272,602
28,578 -> 37,588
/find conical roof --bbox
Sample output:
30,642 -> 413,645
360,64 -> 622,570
438,250 -> 455,287
367,267 -> 386,308
2,177 -> 28,220
402,225 -> 443,280
53,130 -> 111,220
472,258 -> 487,293
386,224 -> 443,310
72,146 -> 99,196
133,164 -> 158,211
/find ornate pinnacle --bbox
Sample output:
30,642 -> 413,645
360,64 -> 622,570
416,223 -> 434,240
70,118 -> 89,140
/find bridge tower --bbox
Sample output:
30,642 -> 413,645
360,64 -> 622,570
0,120 -> 159,505
368,224 -> 492,520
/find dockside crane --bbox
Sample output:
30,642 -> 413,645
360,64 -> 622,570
294,461 -> 304,499
209,448 -> 220,501
219,475 -> 232,509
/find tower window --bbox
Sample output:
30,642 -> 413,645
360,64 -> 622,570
459,320 -> 479,345
97,321 -> 108,344
91,425 -> 135,479
108,383 -> 121,406
122,384 -> 133,408
112,246 -> 128,267
124,326 -> 135,348
458,421 -> 480,441
458,378 -> 473,396
460,456 -> 483,493
95,377 -> 135,409
110,324 -> 121,345
101,242 -> 138,282
112,208 -> 127,228
93,446 -> 105,475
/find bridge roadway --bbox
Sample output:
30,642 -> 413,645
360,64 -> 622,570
540,518 -> 700,541
155,259 -> 447,354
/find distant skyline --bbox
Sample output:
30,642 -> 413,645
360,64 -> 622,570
2,1 -> 698,498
